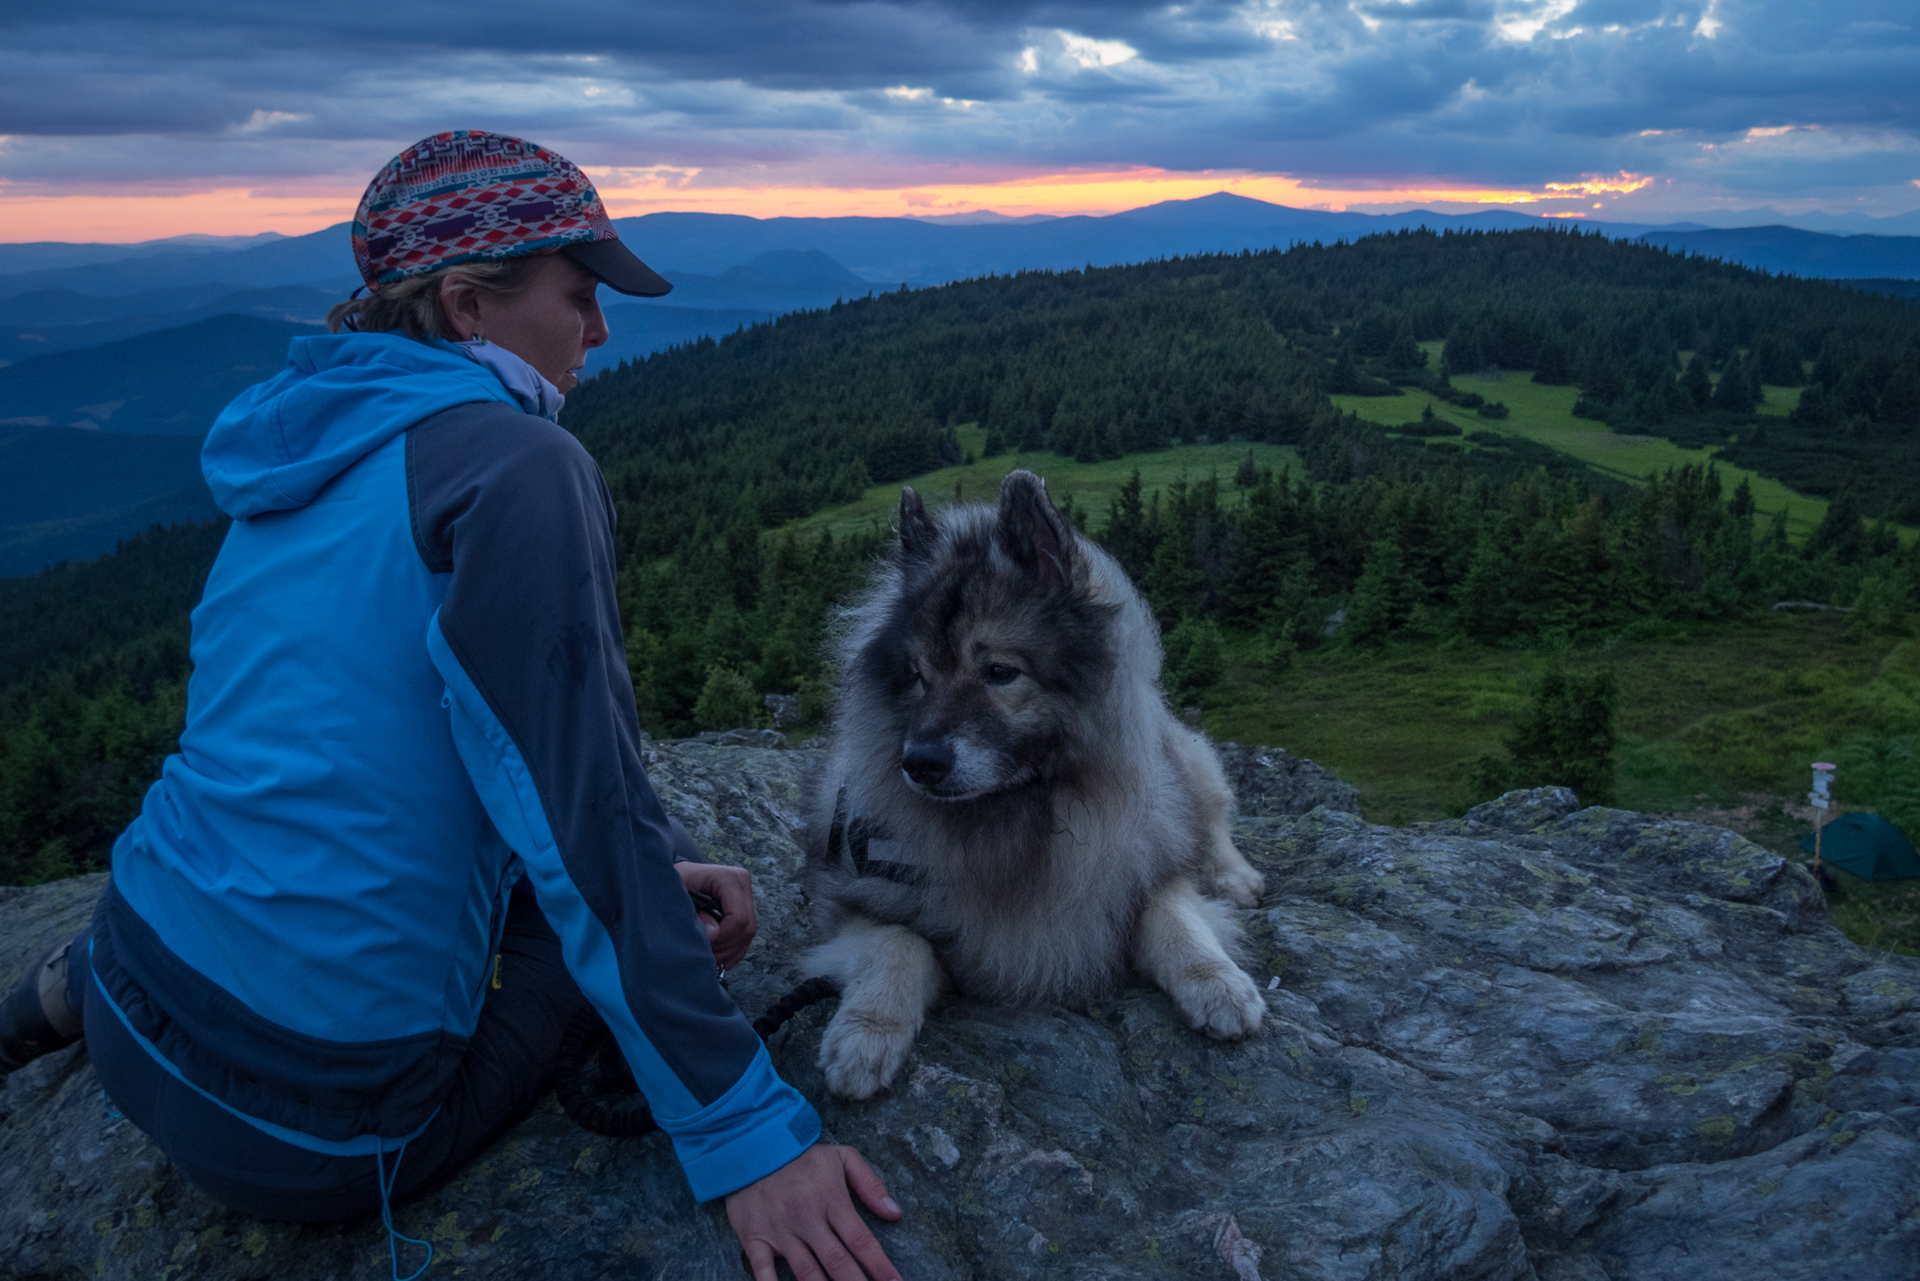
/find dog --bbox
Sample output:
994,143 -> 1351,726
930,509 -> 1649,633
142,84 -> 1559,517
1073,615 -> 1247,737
799,469 -> 1267,1100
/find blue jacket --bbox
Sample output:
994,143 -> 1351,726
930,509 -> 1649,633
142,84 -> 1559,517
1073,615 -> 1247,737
92,331 -> 818,1201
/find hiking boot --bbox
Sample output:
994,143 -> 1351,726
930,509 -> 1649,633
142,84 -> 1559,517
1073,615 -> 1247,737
0,942 -> 83,1083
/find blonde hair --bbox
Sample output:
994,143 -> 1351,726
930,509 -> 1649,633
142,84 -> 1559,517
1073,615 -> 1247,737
326,255 -> 550,340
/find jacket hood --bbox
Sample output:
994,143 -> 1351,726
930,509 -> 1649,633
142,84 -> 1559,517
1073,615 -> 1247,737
202,332 -> 522,518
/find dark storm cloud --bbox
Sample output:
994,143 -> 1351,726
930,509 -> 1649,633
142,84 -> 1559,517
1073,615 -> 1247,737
0,0 -> 1915,206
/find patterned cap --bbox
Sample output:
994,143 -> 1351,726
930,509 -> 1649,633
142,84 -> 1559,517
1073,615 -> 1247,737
352,131 -> 670,296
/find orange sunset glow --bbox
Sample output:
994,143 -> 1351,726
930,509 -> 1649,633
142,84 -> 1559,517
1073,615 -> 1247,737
0,168 -> 1653,243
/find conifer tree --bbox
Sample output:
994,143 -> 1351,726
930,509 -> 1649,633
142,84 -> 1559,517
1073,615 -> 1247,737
1346,537 -> 1413,645
1712,352 -> 1756,414
1533,332 -> 1573,385
1679,354 -> 1713,410
1473,653 -> 1619,805
1234,450 -> 1259,489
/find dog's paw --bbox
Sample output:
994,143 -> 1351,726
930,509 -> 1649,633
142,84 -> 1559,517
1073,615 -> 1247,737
818,1008 -> 917,1100
1215,863 -> 1266,908
1168,962 -> 1265,1040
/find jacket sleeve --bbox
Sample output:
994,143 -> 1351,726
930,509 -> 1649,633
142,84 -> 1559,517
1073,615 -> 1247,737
406,402 -> 819,1201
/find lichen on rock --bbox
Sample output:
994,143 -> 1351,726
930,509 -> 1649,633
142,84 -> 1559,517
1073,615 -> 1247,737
3,743 -> 1917,1280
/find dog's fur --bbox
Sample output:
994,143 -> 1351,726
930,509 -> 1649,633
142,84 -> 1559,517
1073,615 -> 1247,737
801,470 -> 1266,1100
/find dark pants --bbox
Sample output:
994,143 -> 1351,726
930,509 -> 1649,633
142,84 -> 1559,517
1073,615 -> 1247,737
81,877 -> 592,1222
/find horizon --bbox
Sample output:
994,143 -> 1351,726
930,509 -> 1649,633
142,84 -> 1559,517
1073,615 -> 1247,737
3,4 -> 1916,245
4,187 -> 1917,249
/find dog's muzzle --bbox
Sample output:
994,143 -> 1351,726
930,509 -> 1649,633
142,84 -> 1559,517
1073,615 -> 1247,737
900,737 -> 956,790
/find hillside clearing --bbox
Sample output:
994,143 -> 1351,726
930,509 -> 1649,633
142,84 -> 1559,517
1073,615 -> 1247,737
1333,370 -> 1833,537
783,431 -> 1304,539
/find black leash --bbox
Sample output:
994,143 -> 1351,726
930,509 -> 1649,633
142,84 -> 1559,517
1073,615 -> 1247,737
555,975 -> 843,1138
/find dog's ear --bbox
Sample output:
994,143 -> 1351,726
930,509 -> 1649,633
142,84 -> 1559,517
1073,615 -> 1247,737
897,487 -> 938,565
997,470 -> 1072,591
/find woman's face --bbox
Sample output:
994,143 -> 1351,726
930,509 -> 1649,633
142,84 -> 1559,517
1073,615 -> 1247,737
442,253 -> 610,393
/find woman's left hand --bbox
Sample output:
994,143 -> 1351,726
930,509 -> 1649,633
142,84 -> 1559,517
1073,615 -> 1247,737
674,861 -> 758,970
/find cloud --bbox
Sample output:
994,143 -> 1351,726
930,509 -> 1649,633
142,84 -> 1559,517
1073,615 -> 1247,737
0,0 -> 1914,225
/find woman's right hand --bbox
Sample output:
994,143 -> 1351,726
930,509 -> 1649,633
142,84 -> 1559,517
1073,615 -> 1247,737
725,1144 -> 903,1281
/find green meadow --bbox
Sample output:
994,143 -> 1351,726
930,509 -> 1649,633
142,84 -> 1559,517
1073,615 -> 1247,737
1332,371 -> 1831,537
1200,615 -> 1920,956
786,425 -> 1302,539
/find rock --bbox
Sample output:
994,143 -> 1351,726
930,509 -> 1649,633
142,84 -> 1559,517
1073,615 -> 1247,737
764,694 -> 805,730
1214,742 -> 1362,817
690,727 -> 790,750
4,745 -> 1918,1280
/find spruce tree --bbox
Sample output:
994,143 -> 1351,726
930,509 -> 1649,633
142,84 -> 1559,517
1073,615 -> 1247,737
1234,450 -> 1259,489
1346,537 -> 1413,645
1491,655 -> 1620,805
1533,332 -> 1573,385
1679,354 -> 1713,411
1712,353 -> 1756,414
1454,529 -> 1511,641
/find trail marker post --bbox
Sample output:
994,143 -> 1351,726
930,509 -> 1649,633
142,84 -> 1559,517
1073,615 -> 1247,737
1810,762 -> 1836,875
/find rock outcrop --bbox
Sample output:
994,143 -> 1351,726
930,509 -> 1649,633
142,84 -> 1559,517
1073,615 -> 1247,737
4,743 -> 1917,1280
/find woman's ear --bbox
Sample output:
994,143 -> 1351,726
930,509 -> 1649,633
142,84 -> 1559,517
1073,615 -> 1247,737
439,274 -> 483,341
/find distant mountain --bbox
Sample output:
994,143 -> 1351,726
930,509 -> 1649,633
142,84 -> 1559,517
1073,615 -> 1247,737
0,230 -> 287,277
584,305 -> 774,375
906,211 -> 1061,226
603,195 -> 1920,285
0,425 -> 216,576
0,313 -> 318,433
0,286 -> 340,364
1634,226 -> 1920,281
1646,207 -> 1920,236
0,224 -> 358,302
661,248 -> 886,311
0,283 -> 250,328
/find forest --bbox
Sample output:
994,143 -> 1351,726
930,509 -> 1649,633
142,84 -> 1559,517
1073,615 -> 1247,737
3,227 -> 1919,887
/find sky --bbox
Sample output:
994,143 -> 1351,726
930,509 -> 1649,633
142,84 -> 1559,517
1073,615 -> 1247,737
0,1 -> 1916,242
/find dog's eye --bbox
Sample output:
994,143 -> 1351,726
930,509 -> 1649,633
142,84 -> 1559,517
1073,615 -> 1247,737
984,663 -> 1020,685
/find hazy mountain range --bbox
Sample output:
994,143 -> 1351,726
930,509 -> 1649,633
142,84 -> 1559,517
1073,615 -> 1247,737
2,192 -> 1918,576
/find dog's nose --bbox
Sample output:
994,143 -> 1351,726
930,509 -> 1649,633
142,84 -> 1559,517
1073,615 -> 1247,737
901,738 -> 955,787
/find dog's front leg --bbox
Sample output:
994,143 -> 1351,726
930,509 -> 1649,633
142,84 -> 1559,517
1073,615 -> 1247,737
1135,879 -> 1264,1039
1168,727 -> 1266,906
802,919 -> 944,1100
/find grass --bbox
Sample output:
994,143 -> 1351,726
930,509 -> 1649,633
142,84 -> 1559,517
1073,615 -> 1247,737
1204,614 -> 1920,821
1197,614 -> 1920,954
1827,869 -> 1920,959
1332,371 -> 1832,538
783,427 -> 1303,540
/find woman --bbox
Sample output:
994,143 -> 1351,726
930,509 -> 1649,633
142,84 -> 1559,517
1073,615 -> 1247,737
0,131 -> 900,1281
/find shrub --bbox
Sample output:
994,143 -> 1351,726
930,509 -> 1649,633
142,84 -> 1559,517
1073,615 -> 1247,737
1470,654 -> 1619,805
694,665 -> 764,731
1163,618 -> 1226,702
1477,401 -> 1510,419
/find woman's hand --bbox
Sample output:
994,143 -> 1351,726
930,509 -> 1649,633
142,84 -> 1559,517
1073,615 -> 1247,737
673,861 -> 758,970
726,1144 -> 903,1281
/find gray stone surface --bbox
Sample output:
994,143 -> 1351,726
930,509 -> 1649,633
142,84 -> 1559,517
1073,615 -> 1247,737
1213,742 -> 1362,818
3,744 -> 1917,1281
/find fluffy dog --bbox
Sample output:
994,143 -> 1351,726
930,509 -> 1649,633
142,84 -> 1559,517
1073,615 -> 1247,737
801,469 -> 1267,1100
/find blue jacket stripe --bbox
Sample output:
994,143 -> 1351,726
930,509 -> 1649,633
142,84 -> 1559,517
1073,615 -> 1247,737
426,611 -> 700,1120
668,1043 -> 822,1202
90,954 -> 435,1157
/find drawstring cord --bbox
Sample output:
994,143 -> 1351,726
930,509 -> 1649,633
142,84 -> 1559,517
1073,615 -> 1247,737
375,1140 -> 432,1281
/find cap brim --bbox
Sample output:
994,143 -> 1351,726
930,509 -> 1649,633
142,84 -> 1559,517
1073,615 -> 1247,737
563,238 -> 673,297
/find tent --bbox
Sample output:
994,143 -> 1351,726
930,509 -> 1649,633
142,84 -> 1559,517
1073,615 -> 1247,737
1801,812 -> 1920,881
